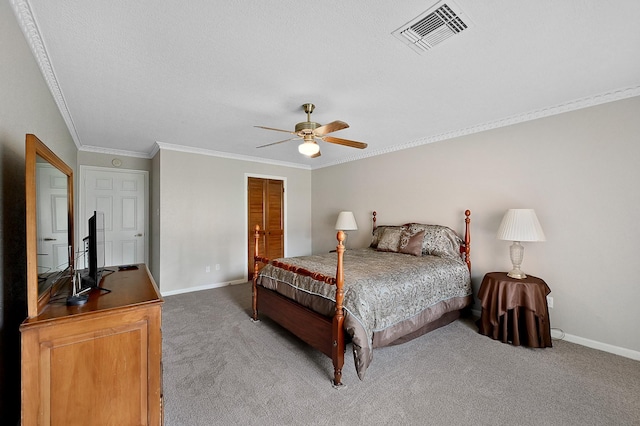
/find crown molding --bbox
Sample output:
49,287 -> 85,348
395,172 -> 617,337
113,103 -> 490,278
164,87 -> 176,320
11,0 -> 82,150
313,85 -> 640,170
155,142 -> 311,170
78,144 -> 154,159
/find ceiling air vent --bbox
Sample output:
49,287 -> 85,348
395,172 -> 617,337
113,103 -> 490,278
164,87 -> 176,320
392,1 -> 471,54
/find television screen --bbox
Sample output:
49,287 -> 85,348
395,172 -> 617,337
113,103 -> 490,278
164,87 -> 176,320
83,211 -> 105,288
95,211 -> 105,273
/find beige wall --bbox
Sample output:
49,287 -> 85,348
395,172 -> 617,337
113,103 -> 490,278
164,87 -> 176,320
0,1 -> 77,422
312,96 -> 640,355
158,149 -> 312,293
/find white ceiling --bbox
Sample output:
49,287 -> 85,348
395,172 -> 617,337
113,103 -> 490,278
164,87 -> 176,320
12,0 -> 640,169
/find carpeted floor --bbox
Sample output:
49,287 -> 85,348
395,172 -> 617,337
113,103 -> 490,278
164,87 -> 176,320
162,282 -> 640,425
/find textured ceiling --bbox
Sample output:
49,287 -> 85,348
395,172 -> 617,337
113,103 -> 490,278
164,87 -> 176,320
11,0 -> 640,169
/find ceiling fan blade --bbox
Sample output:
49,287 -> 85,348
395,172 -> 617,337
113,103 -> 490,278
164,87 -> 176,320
310,150 -> 321,158
254,125 -> 295,134
322,136 -> 368,149
256,137 -> 297,148
314,120 -> 349,136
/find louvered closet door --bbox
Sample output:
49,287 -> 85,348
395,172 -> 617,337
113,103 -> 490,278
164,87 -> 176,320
248,177 -> 284,279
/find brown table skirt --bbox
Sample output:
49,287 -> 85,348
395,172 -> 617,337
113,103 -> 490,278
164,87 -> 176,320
478,306 -> 552,348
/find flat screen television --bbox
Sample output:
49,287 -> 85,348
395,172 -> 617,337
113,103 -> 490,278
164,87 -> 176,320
82,210 -> 105,288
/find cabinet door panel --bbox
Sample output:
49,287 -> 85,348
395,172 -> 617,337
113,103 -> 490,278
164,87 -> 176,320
42,321 -> 148,425
21,266 -> 163,426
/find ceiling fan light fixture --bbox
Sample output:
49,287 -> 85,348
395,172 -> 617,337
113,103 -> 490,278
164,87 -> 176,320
298,141 -> 320,156
256,103 -> 367,157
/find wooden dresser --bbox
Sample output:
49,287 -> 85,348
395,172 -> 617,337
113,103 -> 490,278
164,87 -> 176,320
20,265 -> 164,425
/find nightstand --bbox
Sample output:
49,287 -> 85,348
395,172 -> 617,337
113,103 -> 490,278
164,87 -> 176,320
477,272 -> 552,348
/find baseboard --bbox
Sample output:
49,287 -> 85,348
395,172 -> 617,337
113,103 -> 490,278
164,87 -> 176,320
469,308 -> 640,361
161,279 -> 247,297
561,333 -> 640,361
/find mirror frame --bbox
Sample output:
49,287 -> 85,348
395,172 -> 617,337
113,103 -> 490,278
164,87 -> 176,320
25,134 -> 74,318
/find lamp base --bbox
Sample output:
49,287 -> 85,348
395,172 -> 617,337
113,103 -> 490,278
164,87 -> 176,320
506,268 -> 527,279
507,241 -> 526,279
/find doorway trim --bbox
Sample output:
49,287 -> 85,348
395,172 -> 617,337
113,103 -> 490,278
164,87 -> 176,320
244,173 -> 287,280
79,165 -> 150,266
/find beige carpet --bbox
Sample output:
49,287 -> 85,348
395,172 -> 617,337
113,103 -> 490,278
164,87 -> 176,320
162,282 -> 640,425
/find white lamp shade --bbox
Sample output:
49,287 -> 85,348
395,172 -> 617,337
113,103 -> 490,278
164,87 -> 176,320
335,211 -> 358,231
298,141 -> 320,156
497,209 -> 546,242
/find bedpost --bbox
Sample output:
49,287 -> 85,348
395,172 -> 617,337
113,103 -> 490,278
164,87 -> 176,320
372,211 -> 377,232
332,230 -> 346,387
252,224 -> 260,321
464,210 -> 471,272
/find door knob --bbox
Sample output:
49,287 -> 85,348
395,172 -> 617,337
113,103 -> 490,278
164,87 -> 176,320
135,233 -> 143,237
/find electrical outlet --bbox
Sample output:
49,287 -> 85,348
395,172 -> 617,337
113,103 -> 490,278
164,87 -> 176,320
547,295 -> 553,309
215,264 -> 220,271
205,266 -> 210,273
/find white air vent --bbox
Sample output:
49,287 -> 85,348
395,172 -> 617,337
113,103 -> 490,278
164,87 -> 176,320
392,1 -> 471,54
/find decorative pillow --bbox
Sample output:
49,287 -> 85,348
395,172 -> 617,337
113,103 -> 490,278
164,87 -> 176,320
370,225 -> 405,248
398,229 -> 425,256
376,227 -> 404,252
405,223 -> 462,259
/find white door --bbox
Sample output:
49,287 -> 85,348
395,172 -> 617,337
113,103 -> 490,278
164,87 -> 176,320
80,166 -> 148,268
36,163 -> 70,273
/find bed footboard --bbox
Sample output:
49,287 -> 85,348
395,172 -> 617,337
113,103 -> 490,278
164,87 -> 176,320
252,225 -> 346,386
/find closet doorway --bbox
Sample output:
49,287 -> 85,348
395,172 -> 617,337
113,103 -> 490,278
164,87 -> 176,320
247,176 -> 284,279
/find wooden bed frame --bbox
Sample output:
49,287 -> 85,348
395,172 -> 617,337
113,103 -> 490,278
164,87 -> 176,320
252,210 -> 471,386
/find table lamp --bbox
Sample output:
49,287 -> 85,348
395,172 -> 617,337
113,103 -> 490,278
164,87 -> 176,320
335,211 -> 358,249
496,209 -> 546,279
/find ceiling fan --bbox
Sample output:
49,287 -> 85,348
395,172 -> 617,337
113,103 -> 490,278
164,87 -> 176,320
255,103 -> 368,158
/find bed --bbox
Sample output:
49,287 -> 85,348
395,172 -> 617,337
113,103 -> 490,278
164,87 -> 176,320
251,210 -> 472,386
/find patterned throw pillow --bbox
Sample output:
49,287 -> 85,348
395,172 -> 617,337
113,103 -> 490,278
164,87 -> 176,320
370,225 -> 405,248
376,227 -> 404,252
405,223 -> 462,259
398,229 -> 425,256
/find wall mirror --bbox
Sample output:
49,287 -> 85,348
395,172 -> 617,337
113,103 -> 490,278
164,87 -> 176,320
25,134 -> 74,318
